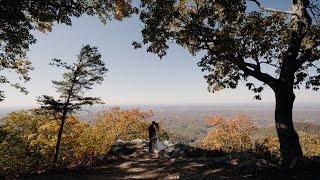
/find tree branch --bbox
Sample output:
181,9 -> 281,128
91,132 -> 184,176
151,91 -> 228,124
236,57 -> 277,88
295,41 -> 320,70
249,0 -> 297,15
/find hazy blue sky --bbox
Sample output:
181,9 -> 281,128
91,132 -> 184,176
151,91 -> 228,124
0,0 -> 319,107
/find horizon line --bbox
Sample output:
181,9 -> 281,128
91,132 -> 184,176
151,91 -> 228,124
0,101 -> 319,109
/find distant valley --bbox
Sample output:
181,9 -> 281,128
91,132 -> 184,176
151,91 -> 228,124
1,103 -> 319,143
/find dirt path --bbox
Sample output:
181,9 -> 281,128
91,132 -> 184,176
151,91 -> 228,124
29,142 -> 320,180
30,142 -> 225,179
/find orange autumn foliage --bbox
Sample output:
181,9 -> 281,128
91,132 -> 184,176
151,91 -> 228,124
77,106 -> 152,161
203,114 -> 257,152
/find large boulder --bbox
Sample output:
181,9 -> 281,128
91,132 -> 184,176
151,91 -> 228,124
158,143 -> 223,158
106,139 -> 148,160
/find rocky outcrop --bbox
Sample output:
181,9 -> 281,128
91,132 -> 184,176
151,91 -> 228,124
30,139 -> 320,179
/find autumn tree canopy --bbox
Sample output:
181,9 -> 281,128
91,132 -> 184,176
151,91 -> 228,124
203,114 -> 257,152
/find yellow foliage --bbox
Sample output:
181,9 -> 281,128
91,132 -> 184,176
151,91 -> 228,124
95,106 -> 152,141
202,114 -> 257,152
76,107 -> 152,162
0,107 -> 155,178
256,131 -> 320,158
0,109 -> 58,176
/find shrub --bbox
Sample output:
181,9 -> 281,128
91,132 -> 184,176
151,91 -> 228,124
254,136 -> 280,161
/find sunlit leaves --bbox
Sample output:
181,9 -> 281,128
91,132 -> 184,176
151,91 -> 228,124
202,114 -> 257,152
77,107 -> 152,161
256,131 -> 320,158
0,110 -> 59,177
88,0 -> 137,23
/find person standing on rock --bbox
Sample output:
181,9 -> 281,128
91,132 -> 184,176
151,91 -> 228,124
148,121 -> 159,152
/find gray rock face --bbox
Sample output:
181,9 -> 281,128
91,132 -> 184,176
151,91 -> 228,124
158,143 -> 223,159
107,139 -> 226,160
107,139 -> 279,171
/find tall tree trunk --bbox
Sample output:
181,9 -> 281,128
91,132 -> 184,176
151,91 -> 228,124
52,71 -> 76,164
53,112 -> 67,164
273,83 -> 303,167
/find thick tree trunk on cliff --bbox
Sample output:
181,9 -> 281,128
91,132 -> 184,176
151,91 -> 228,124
273,83 -> 303,167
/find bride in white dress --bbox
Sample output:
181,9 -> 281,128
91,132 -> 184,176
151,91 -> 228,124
154,132 -> 166,152
153,124 -> 166,152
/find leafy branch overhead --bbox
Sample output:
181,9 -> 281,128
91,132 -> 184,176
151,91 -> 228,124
135,0 -> 320,99
0,0 -> 136,101
136,0 -> 319,166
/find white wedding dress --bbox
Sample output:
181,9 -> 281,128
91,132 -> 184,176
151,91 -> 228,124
154,134 -> 166,152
